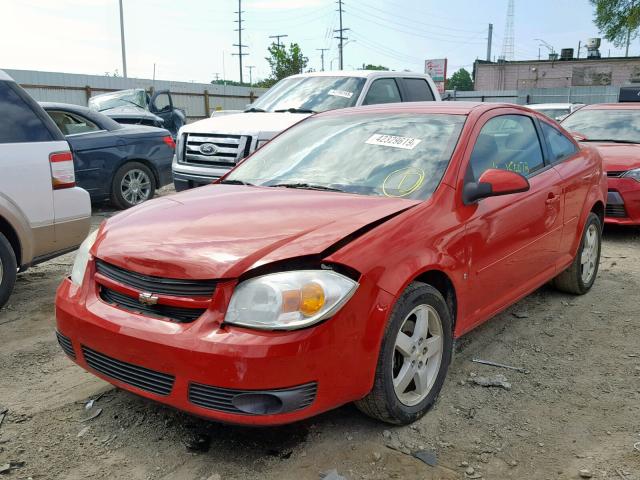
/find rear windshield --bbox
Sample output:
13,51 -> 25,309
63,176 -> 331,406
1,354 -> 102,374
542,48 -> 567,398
562,109 -> 640,143
226,113 -> 466,200
249,76 -> 366,113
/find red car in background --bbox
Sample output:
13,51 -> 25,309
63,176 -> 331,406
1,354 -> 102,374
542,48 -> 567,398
56,102 -> 606,426
562,103 -> 640,225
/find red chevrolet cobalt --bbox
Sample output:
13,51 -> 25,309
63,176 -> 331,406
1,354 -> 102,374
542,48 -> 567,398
562,103 -> 640,225
56,103 -> 606,426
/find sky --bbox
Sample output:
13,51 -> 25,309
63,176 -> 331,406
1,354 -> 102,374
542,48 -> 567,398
2,0 -> 634,84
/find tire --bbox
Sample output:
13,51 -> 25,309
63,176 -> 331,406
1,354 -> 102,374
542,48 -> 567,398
111,162 -> 156,210
355,282 -> 453,425
552,212 -> 602,295
0,232 -> 17,309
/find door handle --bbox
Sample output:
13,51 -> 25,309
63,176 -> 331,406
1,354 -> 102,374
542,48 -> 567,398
545,193 -> 560,205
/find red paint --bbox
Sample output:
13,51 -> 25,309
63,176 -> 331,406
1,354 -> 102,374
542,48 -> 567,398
56,102 -> 606,425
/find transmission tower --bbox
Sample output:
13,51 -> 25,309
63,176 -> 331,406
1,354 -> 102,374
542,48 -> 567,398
501,0 -> 515,61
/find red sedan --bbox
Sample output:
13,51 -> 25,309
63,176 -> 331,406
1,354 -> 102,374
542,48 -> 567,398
56,102 -> 606,426
562,103 -> 640,225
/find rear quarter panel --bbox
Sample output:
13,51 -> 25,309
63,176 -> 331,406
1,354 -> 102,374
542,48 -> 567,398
116,130 -> 174,187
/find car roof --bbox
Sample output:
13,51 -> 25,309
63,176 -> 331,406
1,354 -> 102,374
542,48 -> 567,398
0,70 -> 14,82
314,101 -> 525,117
288,70 -> 431,79
582,103 -> 640,110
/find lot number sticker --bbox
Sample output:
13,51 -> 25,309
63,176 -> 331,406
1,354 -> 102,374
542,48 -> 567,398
366,134 -> 422,150
328,89 -> 354,99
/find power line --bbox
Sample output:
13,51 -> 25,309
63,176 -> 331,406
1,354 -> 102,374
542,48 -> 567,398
232,0 -> 248,83
334,0 -> 349,70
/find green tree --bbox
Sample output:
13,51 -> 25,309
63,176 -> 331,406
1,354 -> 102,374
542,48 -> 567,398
257,43 -> 309,88
446,68 -> 473,91
590,0 -> 640,55
362,64 -> 389,70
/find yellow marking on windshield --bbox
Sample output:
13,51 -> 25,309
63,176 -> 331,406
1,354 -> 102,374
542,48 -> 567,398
382,167 -> 425,198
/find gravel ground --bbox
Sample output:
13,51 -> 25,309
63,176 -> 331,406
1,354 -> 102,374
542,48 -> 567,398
1,187 -> 639,480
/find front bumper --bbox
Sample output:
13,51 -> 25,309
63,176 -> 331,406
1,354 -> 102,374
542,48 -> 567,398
605,177 -> 640,225
172,163 -> 232,191
55,272 -> 392,425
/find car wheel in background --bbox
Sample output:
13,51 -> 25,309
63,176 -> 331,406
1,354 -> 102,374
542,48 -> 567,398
0,232 -> 17,309
111,162 -> 156,210
355,282 -> 453,425
553,212 -> 602,295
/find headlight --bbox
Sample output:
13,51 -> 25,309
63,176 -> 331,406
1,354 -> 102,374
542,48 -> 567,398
70,229 -> 98,286
224,270 -> 358,330
623,168 -> 640,182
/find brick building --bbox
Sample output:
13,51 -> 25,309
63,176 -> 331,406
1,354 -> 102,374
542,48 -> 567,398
474,57 -> 640,91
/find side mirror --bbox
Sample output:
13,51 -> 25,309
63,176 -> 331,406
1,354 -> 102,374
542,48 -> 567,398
463,168 -> 530,204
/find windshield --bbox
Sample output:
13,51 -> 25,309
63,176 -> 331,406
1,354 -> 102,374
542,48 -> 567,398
562,109 -> 640,143
534,108 -> 570,120
226,113 -> 466,200
88,90 -> 147,112
248,76 -> 366,113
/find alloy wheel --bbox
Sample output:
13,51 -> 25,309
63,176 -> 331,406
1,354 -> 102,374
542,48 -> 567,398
120,169 -> 152,206
392,304 -> 444,406
580,224 -> 599,284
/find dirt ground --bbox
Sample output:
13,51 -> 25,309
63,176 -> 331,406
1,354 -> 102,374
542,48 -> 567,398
1,189 -> 639,480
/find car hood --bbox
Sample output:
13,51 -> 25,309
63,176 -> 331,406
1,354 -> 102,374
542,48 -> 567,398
95,185 -> 418,280
181,112 -> 312,139
586,142 -> 640,171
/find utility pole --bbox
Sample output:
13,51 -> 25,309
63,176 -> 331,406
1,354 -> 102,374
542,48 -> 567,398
118,0 -> 127,78
269,34 -> 288,48
213,72 -> 220,82
245,66 -> 255,85
317,48 -> 329,71
577,41 -> 581,60
486,23 -> 493,62
625,26 -> 631,57
334,0 -> 349,70
233,0 -> 248,84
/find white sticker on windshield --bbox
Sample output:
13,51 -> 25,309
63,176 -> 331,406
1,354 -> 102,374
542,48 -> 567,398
365,134 -> 422,150
328,89 -> 354,99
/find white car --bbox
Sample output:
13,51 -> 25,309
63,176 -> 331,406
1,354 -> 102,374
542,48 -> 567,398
527,103 -> 585,122
0,70 -> 91,307
173,70 -> 441,190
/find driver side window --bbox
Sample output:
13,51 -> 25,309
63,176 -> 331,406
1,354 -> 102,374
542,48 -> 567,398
468,115 -> 544,182
152,93 -> 171,112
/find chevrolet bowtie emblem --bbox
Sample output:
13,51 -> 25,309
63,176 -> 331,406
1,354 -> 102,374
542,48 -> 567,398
138,292 -> 159,305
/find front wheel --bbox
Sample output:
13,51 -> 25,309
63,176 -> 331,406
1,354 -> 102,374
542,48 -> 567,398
355,282 -> 453,425
111,162 -> 156,210
552,212 -> 602,295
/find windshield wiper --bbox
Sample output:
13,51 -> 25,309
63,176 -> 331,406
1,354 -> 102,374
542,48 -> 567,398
274,108 -> 316,114
269,182 -> 344,192
580,138 -> 640,144
244,107 -> 266,113
219,179 -> 254,186
98,98 -> 144,111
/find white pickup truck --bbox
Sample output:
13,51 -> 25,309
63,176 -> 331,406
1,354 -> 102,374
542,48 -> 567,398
172,70 -> 440,190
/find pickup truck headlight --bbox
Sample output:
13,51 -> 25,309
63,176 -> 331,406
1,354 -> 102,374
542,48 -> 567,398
70,230 -> 98,286
623,168 -> 640,182
224,270 -> 358,330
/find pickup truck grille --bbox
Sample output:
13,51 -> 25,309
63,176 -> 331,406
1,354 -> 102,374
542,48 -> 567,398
182,133 -> 251,167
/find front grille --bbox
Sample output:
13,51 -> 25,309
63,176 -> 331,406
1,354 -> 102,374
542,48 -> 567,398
95,260 -> 216,297
100,287 -> 205,323
56,331 -> 75,359
82,346 -> 175,396
189,382 -> 317,415
606,204 -> 628,218
181,133 -> 251,166
607,171 -> 626,178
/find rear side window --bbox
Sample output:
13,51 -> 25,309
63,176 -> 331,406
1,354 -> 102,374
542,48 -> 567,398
363,78 -> 402,105
48,110 -> 100,136
540,121 -> 578,162
402,78 -> 435,101
0,81 -> 53,144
